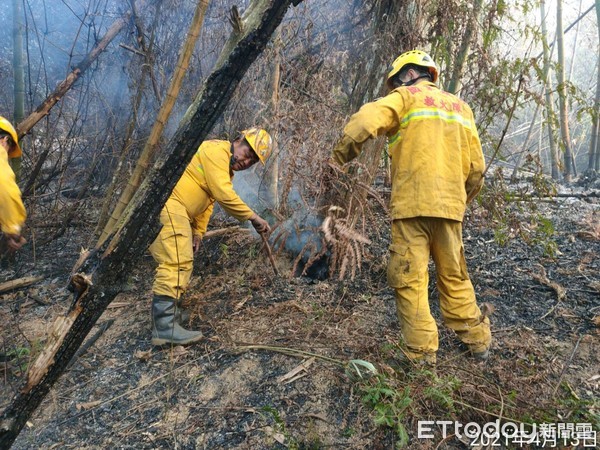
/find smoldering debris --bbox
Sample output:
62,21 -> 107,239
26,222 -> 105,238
272,212 -> 330,280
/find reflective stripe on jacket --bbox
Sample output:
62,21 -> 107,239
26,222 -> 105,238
332,81 -> 485,222
169,139 -> 254,235
0,145 -> 26,234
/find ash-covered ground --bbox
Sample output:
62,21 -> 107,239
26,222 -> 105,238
1,178 -> 598,449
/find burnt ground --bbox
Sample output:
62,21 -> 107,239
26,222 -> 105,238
1,178 -> 599,450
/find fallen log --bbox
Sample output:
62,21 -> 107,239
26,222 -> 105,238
512,192 -> 600,199
0,276 -> 44,295
67,319 -> 115,369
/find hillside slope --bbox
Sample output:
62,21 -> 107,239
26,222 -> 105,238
1,180 -> 599,449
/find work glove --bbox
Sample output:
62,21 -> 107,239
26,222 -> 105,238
249,213 -> 270,234
466,174 -> 484,204
192,235 -> 202,254
331,134 -> 361,166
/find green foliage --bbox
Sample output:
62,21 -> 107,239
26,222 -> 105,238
516,0 -> 540,16
246,243 -> 258,259
423,374 -> 462,412
6,341 -> 41,375
357,368 -> 463,448
259,405 -> 300,448
6,346 -> 30,359
310,302 -> 325,321
527,155 -> 557,198
380,342 -> 398,356
493,223 -> 510,247
497,0 -> 508,15
478,165 -> 558,256
478,168 -> 521,247
473,58 -> 531,136
257,405 -> 324,449
7,346 -> 30,374
555,383 -> 600,430
261,405 -> 283,425
359,374 -> 411,448
301,302 -> 326,330
342,427 -> 355,438
530,214 -> 557,257
219,243 -> 229,258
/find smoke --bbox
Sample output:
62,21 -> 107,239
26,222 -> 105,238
231,169 -> 329,279
0,0 -> 360,281
275,208 -> 329,280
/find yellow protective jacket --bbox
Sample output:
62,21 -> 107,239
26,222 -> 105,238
169,139 -> 255,235
332,81 -> 485,222
0,145 -> 26,234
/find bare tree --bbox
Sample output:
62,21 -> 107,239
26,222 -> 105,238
20,0 -> 150,198
90,0 -> 163,241
10,0 -> 25,181
567,0 -> 583,82
96,0 -> 210,247
16,1 -> 149,138
258,26 -> 282,209
511,0 -> 560,182
445,0 -> 484,95
556,0 -> 575,182
541,0 -> 561,180
589,0 -> 600,171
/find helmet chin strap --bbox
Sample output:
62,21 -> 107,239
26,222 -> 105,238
230,143 -> 236,168
399,74 -> 430,87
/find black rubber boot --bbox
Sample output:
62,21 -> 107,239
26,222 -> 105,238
151,295 -> 203,346
471,347 -> 490,361
175,298 -> 191,324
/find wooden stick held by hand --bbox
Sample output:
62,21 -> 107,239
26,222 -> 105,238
260,232 -> 279,276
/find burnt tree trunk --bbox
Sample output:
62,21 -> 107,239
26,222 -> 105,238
0,1 -> 303,447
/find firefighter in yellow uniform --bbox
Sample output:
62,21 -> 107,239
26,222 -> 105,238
149,128 -> 273,345
332,51 -> 491,363
0,116 -> 27,255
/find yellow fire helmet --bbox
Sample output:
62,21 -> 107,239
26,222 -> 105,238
386,50 -> 439,89
0,116 -> 22,158
241,127 -> 273,165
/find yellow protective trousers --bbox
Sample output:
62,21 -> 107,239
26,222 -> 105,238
149,199 -> 194,299
388,218 -> 491,360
